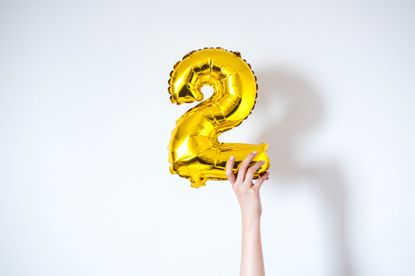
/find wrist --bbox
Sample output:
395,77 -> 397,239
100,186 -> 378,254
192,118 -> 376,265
241,212 -> 261,226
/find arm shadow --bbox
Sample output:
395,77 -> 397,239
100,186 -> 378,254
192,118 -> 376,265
255,66 -> 355,276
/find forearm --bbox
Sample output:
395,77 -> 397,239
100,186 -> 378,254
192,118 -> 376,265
240,215 -> 265,276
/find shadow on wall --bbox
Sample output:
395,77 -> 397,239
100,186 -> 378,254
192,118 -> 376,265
255,67 -> 355,276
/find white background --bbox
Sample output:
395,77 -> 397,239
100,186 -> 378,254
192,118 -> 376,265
1,0 -> 414,275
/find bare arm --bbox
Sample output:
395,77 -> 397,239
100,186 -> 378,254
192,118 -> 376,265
226,152 -> 270,276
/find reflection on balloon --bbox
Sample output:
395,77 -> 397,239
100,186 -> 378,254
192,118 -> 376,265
168,47 -> 270,188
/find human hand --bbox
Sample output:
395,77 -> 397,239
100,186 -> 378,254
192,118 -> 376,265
226,152 -> 270,221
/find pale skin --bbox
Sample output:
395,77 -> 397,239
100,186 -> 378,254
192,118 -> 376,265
226,151 -> 270,276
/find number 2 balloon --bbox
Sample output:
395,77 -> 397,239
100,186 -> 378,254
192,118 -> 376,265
168,47 -> 270,188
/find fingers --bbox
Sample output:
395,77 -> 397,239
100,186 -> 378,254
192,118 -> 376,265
225,156 -> 236,184
245,160 -> 265,185
253,171 -> 270,191
236,151 -> 257,183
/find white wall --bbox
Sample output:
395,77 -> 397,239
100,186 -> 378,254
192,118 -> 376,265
1,1 -> 414,275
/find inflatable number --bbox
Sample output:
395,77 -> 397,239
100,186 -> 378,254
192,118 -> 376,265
168,47 -> 270,188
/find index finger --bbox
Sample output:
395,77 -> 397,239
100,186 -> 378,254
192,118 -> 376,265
225,156 -> 236,184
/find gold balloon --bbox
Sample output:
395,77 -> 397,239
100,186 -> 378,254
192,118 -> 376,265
168,47 -> 270,188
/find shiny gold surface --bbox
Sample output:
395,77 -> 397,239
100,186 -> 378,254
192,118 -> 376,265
168,47 -> 270,188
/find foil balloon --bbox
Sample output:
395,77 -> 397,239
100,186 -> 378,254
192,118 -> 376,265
168,47 -> 270,188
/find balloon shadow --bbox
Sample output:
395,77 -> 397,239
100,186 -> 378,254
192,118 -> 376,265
255,67 -> 355,276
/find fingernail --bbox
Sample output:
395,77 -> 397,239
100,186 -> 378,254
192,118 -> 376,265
230,156 -> 234,160
260,160 -> 265,163
252,151 -> 257,155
